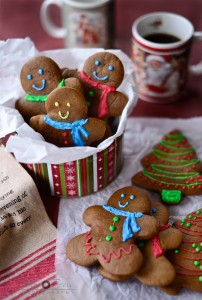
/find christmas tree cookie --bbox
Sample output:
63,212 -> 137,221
132,130 -> 202,204
162,209 -> 202,294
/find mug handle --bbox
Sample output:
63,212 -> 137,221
40,0 -> 66,38
189,31 -> 202,75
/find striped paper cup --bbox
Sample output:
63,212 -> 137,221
24,135 -> 123,198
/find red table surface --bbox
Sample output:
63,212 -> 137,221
1,0 -> 202,226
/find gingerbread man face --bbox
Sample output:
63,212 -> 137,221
83,52 -> 124,88
20,56 -> 62,96
107,186 -> 152,214
45,87 -> 88,122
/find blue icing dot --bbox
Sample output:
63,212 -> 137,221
38,68 -> 44,75
95,60 -> 101,66
27,74 -> 32,80
130,195 -> 135,200
121,193 -> 126,198
108,65 -> 114,71
152,208 -> 157,214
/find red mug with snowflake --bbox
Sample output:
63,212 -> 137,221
131,12 -> 202,103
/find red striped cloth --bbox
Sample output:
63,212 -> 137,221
0,146 -> 57,300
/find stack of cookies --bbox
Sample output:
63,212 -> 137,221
66,186 -> 202,294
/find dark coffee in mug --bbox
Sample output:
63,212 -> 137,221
144,33 -> 180,44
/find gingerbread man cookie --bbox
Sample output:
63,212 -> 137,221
66,186 -> 159,281
29,86 -> 106,147
162,209 -> 202,294
132,130 -> 202,204
16,56 -> 64,120
62,51 -> 128,119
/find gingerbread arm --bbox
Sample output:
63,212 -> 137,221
135,215 -> 159,240
107,91 -> 128,117
83,205 -> 105,227
158,227 -> 183,251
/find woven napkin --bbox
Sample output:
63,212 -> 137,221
0,146 -> 57,299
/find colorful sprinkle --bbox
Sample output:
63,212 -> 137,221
138,241 -> 145,248
196,210 -> 201,215
194,260 -> 200,266
109,225 -> 116,232
113,216 -> 120,222
88,90 -> 94,97
174,249 -> 179,254
106,236 -> 112,241
192,243 -> 197,248
196,247 -> 201,252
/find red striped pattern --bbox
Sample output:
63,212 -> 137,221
0,239 -> 56,299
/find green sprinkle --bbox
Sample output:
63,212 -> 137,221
192,243 -> 197,248
174,249 -> 179,254
200,242 -> 202,247
194,261 -> 200,266
194,217 -> 197,220
186,223 -> 191,227
113,216 -> 120,223
188,214 -> 193,219
180,222 -> 184,226
138,241 -> 145,248
200,266 -> 202,270
106,235 -> 112,241
181,219 -> 186,223
88,90 -> 95,97
196,210 -> 201,215
199,276 -> 202,282
196,247 -> 201,252
109,225 -> 116,232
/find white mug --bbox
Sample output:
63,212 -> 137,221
131,12 -> 202,103
40,0 -> 114,48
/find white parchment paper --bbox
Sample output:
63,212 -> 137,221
0,38 -> 137,163
56,117 -> 202,300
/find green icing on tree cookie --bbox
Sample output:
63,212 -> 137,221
161,189 -> 182,204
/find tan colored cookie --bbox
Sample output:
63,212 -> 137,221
162,208 -> 202,294
135,226 -> 183,287
132,130 -> 202,204
62,51 -> 128,119
15,56 -> 63,120
29,87 -> 106,147
66,186 -> 160,281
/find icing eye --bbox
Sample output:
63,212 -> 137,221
95,60 -> 101,66
38,69 -> 44,75
67,102 -> 70,107
130,195 -> 135,200
108,65 -> 114,71
152,208 -> 157,214
121,193 -> 126,198
27,74 -> 32,80
55,102 -> 59,107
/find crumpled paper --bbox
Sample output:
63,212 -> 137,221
56,117 -> 202,300
0,38 -> 137,163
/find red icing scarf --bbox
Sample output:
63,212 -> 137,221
80,71 -> 116,118
152,224 -> 170,258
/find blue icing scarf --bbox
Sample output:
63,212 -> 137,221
103,204 -> 143,242
44,116 -> 89,146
